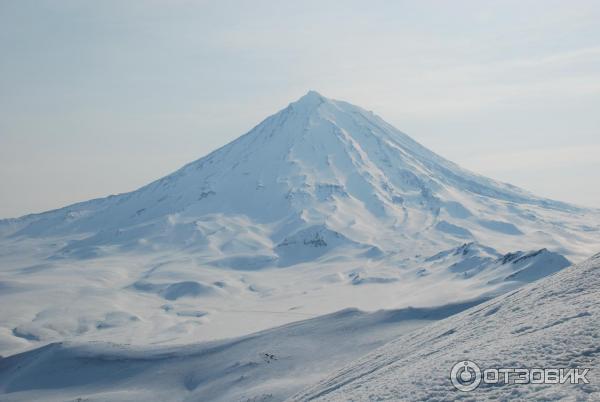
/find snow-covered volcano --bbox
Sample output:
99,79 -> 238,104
3,91 -> 597,259
0,91 -> 598,357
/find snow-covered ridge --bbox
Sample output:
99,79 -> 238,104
423,242 -> 570,285
290,252 -> 600,401
0,301 -> 483,402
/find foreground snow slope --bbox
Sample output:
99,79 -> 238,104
0,300 -> 483,402
290,252 -> 600,401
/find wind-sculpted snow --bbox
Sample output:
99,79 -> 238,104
290,253 -> 600,401
0,91 -> 598,359
0,301 -> 483,402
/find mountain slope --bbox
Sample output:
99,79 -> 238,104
2,91 -> 598,260
0,301 -> 483,402
290,252 -> 600,401
0,91 -> 598,357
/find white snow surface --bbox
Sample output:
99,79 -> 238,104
0,301 -> 481,402
290,252 -> 600,401
0,91 -> 599,359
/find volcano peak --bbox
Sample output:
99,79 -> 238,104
291,90 -> 328,110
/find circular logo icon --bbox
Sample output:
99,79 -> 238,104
450,360 -> 482,392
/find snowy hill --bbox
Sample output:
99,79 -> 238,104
0,91 -> 598,358
290,252 -> 600,401
422,242 -> 571,290
0,301 -> 483,402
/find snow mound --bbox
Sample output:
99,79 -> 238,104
132,280 -> 222,300
421,242 -> 570,289
275,225 -> 366,266
499,248 -> 571,283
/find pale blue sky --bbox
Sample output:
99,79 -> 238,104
1,0 -> 599,218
